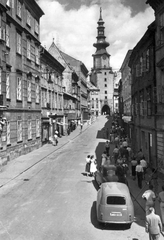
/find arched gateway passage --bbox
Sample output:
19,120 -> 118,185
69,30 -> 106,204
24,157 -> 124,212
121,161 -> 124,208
101,105 -> 110,115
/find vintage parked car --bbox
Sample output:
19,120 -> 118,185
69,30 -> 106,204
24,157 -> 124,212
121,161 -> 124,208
96,182 -> 134,227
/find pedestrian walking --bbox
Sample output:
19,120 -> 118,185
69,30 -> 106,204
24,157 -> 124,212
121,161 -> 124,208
90,155 -> 97,177
131,157 -> 137,180
80,122 -> 83,133
106,128 -> 109,140
140,156 -> 147,179
136,160 -> 144,189
105,141 -> 110,155
113,145 -> 119,164
54,130 -> 59,146
85,155 -> 91,176
136,148 -> 144,162
145,207 -> 163,240
142,184 -> 156,216
150,168 -> 158,196
158,185 -> 164,226
101,151 -> 107,164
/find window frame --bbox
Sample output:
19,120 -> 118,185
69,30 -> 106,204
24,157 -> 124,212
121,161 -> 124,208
6,72 -> 10,99
6,121 -> 10,145
17,76 -> 22,101
16,0 -> 22,19
16,32 -> 22,55
17,119 -> 22,142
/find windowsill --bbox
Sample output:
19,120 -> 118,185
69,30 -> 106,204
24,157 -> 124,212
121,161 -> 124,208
27,101 -> 31,103
6,98 -> 11,101
28,139 -> 32,141
16,99 -> 22,102
16,52 -> 22,57
34,31 -> 39,36
17,141 -> 23,144
7,144 -> 11,147
16,14 -> 22,21
36,136 -> 40,139
26,23 -> 31,28
35,62 -> 40,66
27,57 -> 31,62
6,45 -> 10,50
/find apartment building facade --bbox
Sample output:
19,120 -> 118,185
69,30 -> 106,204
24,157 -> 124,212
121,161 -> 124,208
0,0 -> 44,164
129,21 -> 156,166
40,46 -> 64,143
146,0 -> 164,172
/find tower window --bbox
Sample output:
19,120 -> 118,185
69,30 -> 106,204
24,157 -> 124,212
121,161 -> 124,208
105,91 -> 107,94
105,84 -> 107,87
104,72 -> 106,75
104,78 -> 107,82
105,96 -> 107,99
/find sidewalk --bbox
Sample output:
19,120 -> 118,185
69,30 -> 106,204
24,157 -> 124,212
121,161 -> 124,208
0,121 -> 93,188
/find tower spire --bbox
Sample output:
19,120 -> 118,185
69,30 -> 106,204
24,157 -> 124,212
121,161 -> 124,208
100,7 -> 102,20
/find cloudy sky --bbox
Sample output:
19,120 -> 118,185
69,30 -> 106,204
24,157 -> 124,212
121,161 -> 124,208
37,0 -> 155,72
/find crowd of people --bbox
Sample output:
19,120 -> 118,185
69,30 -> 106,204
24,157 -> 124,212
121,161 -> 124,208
84,118 -> 164,238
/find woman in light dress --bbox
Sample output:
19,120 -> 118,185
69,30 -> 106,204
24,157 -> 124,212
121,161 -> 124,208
90,155 -> 97,177
85,155 -> 91,176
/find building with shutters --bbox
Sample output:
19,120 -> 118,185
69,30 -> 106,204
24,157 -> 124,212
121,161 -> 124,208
40,45 -> 65,144
146,0 -> 164,172
0,0 -> 44,164
90,8 -> 114,116
129,21 -> 156,166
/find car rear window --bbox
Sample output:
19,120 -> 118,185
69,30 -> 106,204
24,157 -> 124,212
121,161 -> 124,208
106,196 -> 126,205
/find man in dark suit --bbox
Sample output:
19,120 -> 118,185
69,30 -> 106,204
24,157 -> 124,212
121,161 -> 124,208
146,207 -> 163,240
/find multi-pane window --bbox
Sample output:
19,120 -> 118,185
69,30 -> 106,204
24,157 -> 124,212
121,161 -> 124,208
27,10 -> 31,27
27,80 -> 31,102
6,121 -> 10,145
17,0 -> 22,18
35,47 -> 39,65
17,119 -> 22,142
17,77 -> 22,100
147,87 -> 152,116
36,118 -> 40,137
36,83 -> 39,103
34,19 -> 39,34
27,40 -> 31,59
17,32 -> 22,54
139,90 -> 144,116
96,98 -> 98,108
28,119 -> 32,139
92,98 -> 94,108
6,25 -> 10,47
146,49 -> 150,71
6,73 -> 10,99
0,68 -> 2,94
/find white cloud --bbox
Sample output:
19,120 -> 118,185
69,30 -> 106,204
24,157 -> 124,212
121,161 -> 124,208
38,0 -> 155,72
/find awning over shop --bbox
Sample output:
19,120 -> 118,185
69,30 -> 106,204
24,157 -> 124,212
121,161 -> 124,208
41,117 -> 50,124
49,113 -> 64,119
122,116 -> 131,123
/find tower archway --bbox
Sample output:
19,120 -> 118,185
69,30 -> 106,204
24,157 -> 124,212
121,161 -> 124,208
101,105 -> 110,115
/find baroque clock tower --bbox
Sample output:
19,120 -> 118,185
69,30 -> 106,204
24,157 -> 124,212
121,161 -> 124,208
90,8 -> 114,116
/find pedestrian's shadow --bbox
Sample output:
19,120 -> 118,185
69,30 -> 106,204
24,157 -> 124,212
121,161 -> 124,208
92,179 -> 99,191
